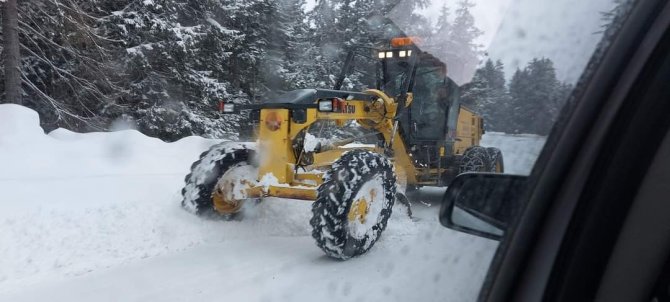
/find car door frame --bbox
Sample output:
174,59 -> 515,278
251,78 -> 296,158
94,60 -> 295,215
478,0 -> 670,301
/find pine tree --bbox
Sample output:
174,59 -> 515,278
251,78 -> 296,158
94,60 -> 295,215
426,3 -> 454,78
443,0 -> 482,85
488,60 -> 513,131
102,0 -> 264,140
304,0 -> 341,88
524,58 -> 559,135
262,0 -> 313,94
461,59 -> 509,131
433,3 -> 450,41
507,67 -> 531,134
381,0 -> 431,38
506,58 -> 567,135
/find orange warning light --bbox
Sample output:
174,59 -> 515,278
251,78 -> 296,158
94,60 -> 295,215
390,37 -> 421,47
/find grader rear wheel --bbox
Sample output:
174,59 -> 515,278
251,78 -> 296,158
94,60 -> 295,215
310,150 -> 397,260
459,146 -> 490,173
486,147 -> 505,173
459,146 -> 505,174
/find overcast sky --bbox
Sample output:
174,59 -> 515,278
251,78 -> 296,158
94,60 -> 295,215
482,0 -> 616,83
306,0 -> 618,83
418,0 -> 512,50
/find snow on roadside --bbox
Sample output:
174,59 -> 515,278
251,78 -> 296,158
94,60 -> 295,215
0,105 -> 311,291
481,131 -> 547,175
0,105 -> 212,288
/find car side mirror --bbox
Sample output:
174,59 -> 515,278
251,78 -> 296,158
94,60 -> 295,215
439,173 -> 528,240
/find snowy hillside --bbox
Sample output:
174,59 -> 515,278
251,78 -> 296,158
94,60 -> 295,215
0,105 -> 545,301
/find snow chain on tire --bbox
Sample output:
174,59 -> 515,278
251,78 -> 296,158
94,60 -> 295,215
485,147 -> 505,173
181,142 -> 255,218
310,150 -> 397,260
459,146 -> 491,173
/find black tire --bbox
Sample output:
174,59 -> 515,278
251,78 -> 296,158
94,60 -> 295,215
310,150 -> 397,260
404,184 -> 421,194
459,146 -> 492,173
396,193 -> 413,218
181,142 -> 255,218
485,147 -> 505,173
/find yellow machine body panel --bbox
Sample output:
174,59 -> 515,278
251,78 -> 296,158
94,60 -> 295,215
454,106 -> 484,155
257,109 -> 295,183
248,89 -> 425,200
252,94 -> 485,200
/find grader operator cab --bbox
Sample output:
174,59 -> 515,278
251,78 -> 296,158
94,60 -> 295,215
378,38 -> 499,185
180,36 -> 504,260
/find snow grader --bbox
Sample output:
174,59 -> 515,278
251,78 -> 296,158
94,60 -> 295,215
180,37 -> 504,260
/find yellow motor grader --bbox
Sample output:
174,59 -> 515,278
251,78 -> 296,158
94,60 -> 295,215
181,37 -> 504,260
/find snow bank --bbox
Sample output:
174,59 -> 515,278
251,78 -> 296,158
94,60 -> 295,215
481,132 -> 547,175
0,105 -> 307,290
0,105 -> 215,288
0,104 -> 45,145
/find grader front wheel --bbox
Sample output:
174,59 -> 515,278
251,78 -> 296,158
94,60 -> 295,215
181,143 -> 257,218
310,150 -> 397,260
211,163 -> 257,215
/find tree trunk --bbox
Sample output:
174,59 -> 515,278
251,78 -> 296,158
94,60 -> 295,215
3,0 -> 21,104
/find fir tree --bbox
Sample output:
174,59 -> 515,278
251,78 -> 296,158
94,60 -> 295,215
425,0 -> 483,85
505,58 -> 568,135
103,0 -> 264,140
461,59 -> 509,131
445,0 -> 482,85
381,0 -> 431,38
270,0 -> 312,91
434,3 -> 451,40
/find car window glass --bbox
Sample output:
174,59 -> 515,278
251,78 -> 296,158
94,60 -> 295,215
0,0 -> 630,301
393,0 -> 625,300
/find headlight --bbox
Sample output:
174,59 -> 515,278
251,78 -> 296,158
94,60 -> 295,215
385,51 -> 393,58
378,51 -> 386,59
399,50 -> 407,57
318,100 -> 333,112
219,101 -> 236,113
222,103 -> 235,113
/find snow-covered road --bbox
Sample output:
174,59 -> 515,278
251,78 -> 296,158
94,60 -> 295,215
0,104 -> 546,301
